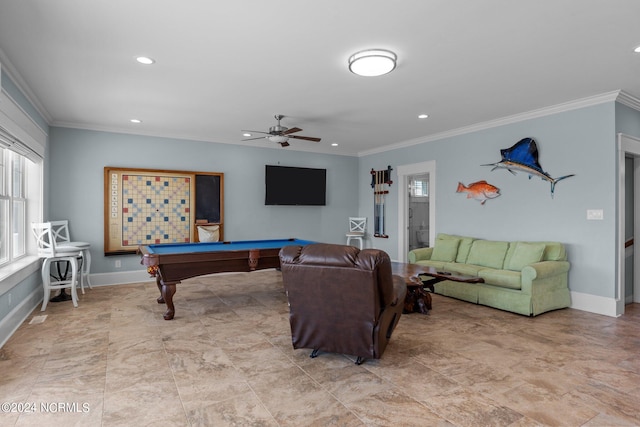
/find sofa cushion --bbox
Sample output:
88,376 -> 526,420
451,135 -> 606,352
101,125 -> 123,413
444,262 -> 485,277
414,259 -> 448,270
466,240 -> 509,269
505,242 -> 545,271
435,233 -> 475,263
478,268 -> 522,290
455,236 -> 476,264
431,237 -> 460,262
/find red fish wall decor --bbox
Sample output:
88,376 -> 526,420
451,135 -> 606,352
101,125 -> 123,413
456,181 -> 500,205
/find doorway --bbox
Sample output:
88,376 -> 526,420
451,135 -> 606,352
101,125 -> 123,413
617,133 -> 640,317
407,173 -> 430,252
397,161 -> 436,262
624,156 -> 634,305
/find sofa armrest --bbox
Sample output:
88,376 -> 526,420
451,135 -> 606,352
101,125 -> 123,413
520,260 -> 570,299
389,275 -> 408,306
408,247 -> 433,263
522,261 -> 570,282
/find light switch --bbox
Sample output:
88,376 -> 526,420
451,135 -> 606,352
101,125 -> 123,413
587,209 -> 603,220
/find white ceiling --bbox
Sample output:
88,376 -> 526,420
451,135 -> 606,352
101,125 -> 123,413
0,0 -> 639,156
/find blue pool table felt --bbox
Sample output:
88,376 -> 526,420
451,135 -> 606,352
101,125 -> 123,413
144,238 -> 316,254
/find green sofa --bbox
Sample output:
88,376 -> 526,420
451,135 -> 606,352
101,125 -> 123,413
408,233 -> 570,316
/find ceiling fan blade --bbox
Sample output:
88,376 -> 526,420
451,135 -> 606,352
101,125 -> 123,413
280,141 -> 290,147
289,135 -> 321,142
242,136 -> 268,141
242,130 -> 271,135
282,127 -> 302,135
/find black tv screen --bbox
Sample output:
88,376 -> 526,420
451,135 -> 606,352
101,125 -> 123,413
265,165 -> 326,206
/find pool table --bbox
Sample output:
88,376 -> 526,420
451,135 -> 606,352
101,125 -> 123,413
139,238 -> 315,320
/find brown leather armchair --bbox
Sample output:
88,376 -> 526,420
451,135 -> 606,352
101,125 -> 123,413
279,243 -> 407,364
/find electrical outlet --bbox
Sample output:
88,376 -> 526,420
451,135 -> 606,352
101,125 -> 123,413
115,259 -> 121,268
587,209 -> 604,220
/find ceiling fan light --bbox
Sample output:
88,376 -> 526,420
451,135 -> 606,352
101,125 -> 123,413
348,49 -> 397,77
269,135 -> 289,144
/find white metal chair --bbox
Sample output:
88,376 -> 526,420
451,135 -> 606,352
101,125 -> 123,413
49,220 -> 92,293
346,217 -> 367,249
32,222 -> 83,311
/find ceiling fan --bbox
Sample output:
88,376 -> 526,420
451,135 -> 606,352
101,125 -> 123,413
242,114 -> 321,147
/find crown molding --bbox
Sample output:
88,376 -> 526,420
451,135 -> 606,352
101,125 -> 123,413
616,90 -> 640,111
357,90 -> 633,157
0,48 -> 53,125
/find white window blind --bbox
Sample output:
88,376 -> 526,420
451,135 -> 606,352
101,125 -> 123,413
0,125 -> 42,163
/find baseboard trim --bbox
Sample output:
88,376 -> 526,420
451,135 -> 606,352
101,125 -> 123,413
86,270 -> 155,287
570,291 -> 619,317
0,287 -> 42,348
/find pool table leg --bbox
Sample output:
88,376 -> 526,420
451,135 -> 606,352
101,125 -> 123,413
162,284 -> 177,320
155,275 -> 177,320
155,276 -> 164,304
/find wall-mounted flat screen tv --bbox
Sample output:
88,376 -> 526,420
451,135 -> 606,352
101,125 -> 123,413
265,165 -> 326,206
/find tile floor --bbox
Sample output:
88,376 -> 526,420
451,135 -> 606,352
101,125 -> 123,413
0,269 -> 639,426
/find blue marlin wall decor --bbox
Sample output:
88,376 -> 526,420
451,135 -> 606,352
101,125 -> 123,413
483,137 -> 574,198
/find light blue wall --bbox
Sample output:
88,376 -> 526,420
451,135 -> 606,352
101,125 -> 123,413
359,103 -> 618,299
48,127 -> 358,273
616,103 -> 640,137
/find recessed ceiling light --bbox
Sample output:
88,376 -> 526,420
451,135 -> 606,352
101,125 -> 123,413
418,114 -> 429,119
634,45 -> 640,53
331,143 -> 339,147
348,49 -> 397,77
130,119 -> 142,123
242,133 -> 252,137
135,56 -> 155,65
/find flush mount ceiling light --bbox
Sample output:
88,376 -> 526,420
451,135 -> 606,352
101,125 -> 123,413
130,119 -> 142,123
634,45 -> 640,53
348,49 -> 397,77
418,114 -> 429,119
135,56 -> 155,65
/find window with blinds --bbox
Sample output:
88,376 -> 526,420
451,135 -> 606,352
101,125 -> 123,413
0,147 -> 28,265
